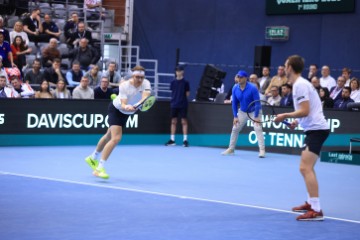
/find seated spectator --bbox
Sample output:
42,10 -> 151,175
102,61 -> 121,88
35,79 -> 53,98
333,87 -> 354,110
267,86 -> 281,106
43,58 -> 66,87
94,76 -> 113,99
307,64 -> 318,81
319,87 -> 334,109
0,56 -> 10,84
329,76 -> 346,103
0,31 -> 16,68
51,79 -> 72,99
41,38 -> 61,68
64,38 -> 99,71
68,22 -> 93,47
24,58 -> 44,84
10,76 -> 34,98
311,76 -> 321,92
265,65 -> 287,97
249,74 -> 258,84
10,21 -> 30,46
84,65 -> 101,88
41,14 -> 61,40
72,76 -> 94,99
320,65 -> 336,91
64,12 -> 79,44
5,67 -> 21,82
258,66 -> 271,95
22,8 -> 49,44
280,83 -> 293,107
0,75 -> 17,98
66,60 -> 84,87
342,67 -> 352,87
84,0 -> 105,21
0,16 -> 10,43
11,36 -> 32,75
350,78 -> 360,102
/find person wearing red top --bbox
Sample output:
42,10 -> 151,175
11,36 -> 32,76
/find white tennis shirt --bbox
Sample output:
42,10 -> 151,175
292,76 -> 329,131
112,79 -> 151,114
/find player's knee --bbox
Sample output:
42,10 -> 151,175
171,119 -> 177,125
299,164 -> 311,175
181,118 -> 187,125
111,136 -> 121,144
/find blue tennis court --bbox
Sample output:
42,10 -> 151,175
1,146 -> 359,240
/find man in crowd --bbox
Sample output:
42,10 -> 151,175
64,38 -> 99,71
280,83 -> 293,107
333,87 -> 354,110
43,58 -> 66,87
319,65 -> 336,91
24,59 -> 44,84
66,60 -> 84,87
10,76 -> 35,98
102,61 -> 121,88
94,76 -> 113,99
72,76 -> 94,99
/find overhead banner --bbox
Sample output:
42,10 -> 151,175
266,0 -> 356,15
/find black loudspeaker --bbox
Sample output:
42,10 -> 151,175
254,46 -> 272,77
204,64 -> 227,80
196,87 -> 219,101
196,64 -> 227,101
200,76 -> 223,89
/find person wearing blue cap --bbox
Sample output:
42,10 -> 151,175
221,70 -> 265,157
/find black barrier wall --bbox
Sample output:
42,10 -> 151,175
1,99 -> 360,154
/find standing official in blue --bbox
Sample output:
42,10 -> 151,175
221,70 -> 265,157
165,65 -> 190,147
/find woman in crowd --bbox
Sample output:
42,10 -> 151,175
11,36 -> 32,76
319,87 -> 334,108
350,77 -> 360,102
51,79 -> 72,99
10,21 -> 30,47
35,80 -> 54,99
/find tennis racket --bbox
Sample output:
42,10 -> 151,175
133,95 -> 156,112
246,100 -> 290,126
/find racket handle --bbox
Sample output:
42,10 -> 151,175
282,120 -> 291,127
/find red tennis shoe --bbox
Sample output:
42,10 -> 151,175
292,202 -> 312,212
296,209 -> 324,221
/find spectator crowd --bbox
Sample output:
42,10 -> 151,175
0,4 -> 359,111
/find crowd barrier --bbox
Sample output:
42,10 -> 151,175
1,99 -> 359,155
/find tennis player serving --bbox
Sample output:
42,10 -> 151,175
274,55 -> 330,221
85,66 -> 152,179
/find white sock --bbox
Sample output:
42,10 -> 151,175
170,135 -> 175,141
183,135 -> 188,141
91,150 -> 100,160
309,197 -> 321,212
307,193 -> 311,204
97,159 -> 106,170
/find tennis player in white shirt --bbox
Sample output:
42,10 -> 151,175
275,55 -> 330,221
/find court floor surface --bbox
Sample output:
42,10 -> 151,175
1,145 -> 359,240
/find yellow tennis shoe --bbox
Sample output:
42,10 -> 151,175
93,167 -> 109,179
85,156 -> 99,170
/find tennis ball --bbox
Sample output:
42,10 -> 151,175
110,94 -> 117,100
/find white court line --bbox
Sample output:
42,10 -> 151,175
1,171 -> 359,224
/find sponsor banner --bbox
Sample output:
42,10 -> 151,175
1,99 -> 359,154
321,152 -> 360,166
